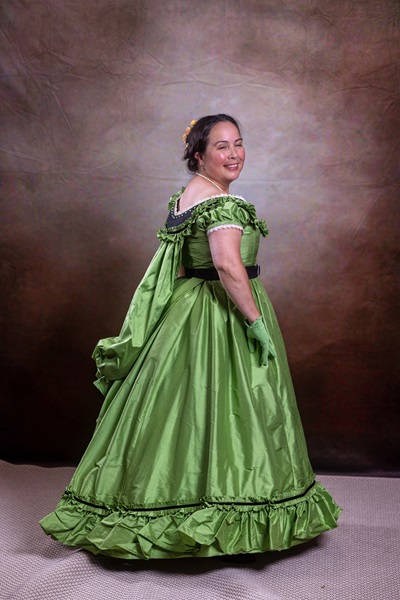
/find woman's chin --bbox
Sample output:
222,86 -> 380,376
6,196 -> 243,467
224,167 -> 242,180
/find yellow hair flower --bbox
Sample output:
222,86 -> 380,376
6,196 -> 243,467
182,120 -> 197,144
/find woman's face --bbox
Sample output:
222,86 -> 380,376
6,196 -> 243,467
196,121 -> 245,187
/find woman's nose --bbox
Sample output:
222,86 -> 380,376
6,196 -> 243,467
228,145 -> 238,158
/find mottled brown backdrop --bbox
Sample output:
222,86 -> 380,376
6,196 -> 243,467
1,0 -> 399,472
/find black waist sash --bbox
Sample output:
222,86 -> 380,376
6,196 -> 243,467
185,265 -> 260,280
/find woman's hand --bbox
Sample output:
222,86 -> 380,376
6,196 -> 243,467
245,317 -> 276,366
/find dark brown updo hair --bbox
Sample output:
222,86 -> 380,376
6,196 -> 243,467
182,114 -> 241,173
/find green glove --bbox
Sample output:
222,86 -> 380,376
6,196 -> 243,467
245,317 -> 276,366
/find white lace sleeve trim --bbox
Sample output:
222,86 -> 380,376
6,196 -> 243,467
207,224 -> 244,236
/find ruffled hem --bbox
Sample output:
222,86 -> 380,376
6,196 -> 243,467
40,481 -> 342,560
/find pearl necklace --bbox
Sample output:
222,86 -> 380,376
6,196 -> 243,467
196,172 -> 225,193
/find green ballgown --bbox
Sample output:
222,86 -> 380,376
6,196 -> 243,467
40,191 -> 341,559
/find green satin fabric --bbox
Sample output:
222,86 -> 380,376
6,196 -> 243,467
182,215 -> 260,268
40,192 -> 341,559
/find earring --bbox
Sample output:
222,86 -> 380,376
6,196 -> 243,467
201,164 -> 205,171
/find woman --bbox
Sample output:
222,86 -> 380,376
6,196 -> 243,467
40,114 -> 341,560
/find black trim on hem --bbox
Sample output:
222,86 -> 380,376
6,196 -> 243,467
65,481 -> 316,513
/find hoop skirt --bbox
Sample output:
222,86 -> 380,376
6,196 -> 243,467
40,191 -> 341,559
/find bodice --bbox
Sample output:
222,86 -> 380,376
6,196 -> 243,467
181,224 -> 261,269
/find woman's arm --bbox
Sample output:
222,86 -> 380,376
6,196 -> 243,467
208,228 -> 261,323
177,264 -> 185,278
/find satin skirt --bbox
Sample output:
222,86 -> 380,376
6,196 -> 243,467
40,277 -> 341,559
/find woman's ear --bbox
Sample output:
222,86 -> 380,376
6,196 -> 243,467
194,152 -> 203,169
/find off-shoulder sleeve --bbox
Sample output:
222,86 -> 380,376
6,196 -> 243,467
196,197 -> 269,237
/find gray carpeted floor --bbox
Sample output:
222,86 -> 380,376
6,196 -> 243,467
1,461 -> 399,600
